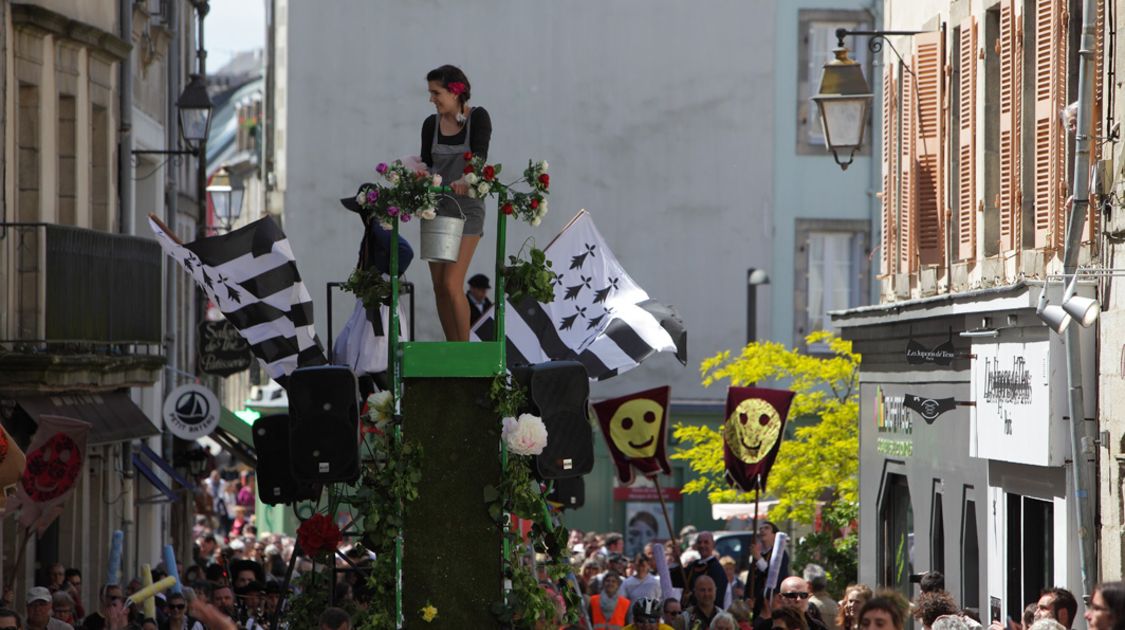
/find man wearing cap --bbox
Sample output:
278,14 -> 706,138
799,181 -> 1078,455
25,587 -> 71,630
466,274 -> 492,325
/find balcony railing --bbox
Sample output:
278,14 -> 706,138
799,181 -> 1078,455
0,223 -> 162,352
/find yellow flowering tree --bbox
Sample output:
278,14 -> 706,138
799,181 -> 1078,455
671,331 -> 860,587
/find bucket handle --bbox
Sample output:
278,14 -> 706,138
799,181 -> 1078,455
435,192 -> 467,220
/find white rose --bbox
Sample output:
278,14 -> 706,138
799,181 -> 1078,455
531,217 -> 542,226
419,208 -> 437,220
501,413 -> 548,456
355,192 -> 366,206
539,199 -> 549,214
538,160 -> 548,172
465,173 -> 479,186
388,172 -> 400,184
432,174 -> 443,187
366,391 -> 394,428
477,182 -> 491,195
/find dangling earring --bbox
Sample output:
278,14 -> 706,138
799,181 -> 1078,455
455,105 -> 466,125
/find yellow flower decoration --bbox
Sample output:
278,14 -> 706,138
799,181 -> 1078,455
421,603 -> 438,623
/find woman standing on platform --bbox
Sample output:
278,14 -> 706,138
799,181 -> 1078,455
422,64 -> 492,341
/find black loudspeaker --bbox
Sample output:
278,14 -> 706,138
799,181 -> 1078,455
511,361 -> 594,479
253,414 -> 319,505
287,366 -> 361,483
546,476 -> 585,510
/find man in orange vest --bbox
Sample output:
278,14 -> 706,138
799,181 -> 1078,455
589,571 -> 631,629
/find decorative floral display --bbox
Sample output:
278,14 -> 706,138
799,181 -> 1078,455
501,414 -> 548,456
296,513 -> 342,557
364,390 -> 394,430
505,243 -> 557,304
463,155 -> 551,225
356,158 -> 447,226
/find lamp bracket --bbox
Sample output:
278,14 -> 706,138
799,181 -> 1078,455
835,28 -> 937,84
132,148 -> 198,157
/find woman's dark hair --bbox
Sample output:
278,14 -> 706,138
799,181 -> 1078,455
913,591 -> 960,627
1097,582 -> 1125,630
426,64 -> 471,103
860,596 -> 906,630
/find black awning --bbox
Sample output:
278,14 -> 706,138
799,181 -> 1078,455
15,391 -> 159,446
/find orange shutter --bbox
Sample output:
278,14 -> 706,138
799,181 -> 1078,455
882,63 -> 899,276
958,17 -> 978,261
915,31 -> 945,267
1033,0 -> 1067,250
900,55 -> 918,273
1088,0 -> 1104,243
999,0 -> 1020,252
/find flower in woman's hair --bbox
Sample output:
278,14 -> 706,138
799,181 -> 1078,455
463,151 -> 473,161
419,208 -> 437,220
432,174 -> 443,187
387,206 -> 399,217
376,163 -> 388,174
447,82 -> 466,95
401,212 -> 413,223
501,414 -> 548,456
538,173 -> 550,188
501,203 -> 514,216
483,165 -> 495,181
365,189 -> 379,204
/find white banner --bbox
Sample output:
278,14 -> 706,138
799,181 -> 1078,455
971,340 -> 1053,465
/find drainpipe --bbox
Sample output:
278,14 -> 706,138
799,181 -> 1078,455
118,0 -> 133,235
163,0 -> 181,558
1062,0 -> 1100,602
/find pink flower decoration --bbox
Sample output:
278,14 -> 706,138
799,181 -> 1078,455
401,213 -> 412,223
366,189 -> 379,204
376,163 -> 388,174
387,206 -> 399,217
448,82 -> 466,95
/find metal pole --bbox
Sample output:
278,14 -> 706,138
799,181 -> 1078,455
195,1 -> 209,233
747,268 -> 757,344
1062,0 -> 1100,600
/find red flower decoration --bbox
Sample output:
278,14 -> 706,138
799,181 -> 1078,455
530,198 -> 540,210
463,164 -> 474,174
297,514 -> 342,557
448,82 -> 467,95
483,165 -> 495,181
502,203 -> 514,215
538,173 -> 550,188
463,151 -> 473,161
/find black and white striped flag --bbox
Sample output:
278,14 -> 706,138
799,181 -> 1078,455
149,216 -> 327,383
472,210 -> 686,380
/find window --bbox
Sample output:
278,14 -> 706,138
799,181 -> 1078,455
17,84 -> 40,223
58,95 -> 77,226
962,494 -> 980,608
91,106 -> 109,231
796,10 -> 872,153
931,485 -> 945,574
795,220 -> 870,349
878,473 -> 914,598
1005,494 -> 1054,623
982,6 -> 1001,257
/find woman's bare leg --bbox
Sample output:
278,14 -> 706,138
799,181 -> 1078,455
428,261 -> 458,341
439,235 -> 481,341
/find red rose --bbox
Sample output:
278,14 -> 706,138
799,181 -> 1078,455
297,514 -> 342,557
483,165 -> 495,181
463,164 -> 474,174
463,151 -> 473,161
502,203 -> 514,215
538,173 -> 550,188
530,197 -> 540,210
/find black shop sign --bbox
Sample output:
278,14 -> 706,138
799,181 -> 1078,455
198,320 -> 252,377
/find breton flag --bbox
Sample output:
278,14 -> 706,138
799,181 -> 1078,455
149,215 -> 327,383
472,210 -> 686,380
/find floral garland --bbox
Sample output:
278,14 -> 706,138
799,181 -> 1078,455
355,159 -> 446,226
505,243 -> 557,304
463,155 -> 551,225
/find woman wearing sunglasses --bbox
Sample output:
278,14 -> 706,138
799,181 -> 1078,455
163,593 -> 202,630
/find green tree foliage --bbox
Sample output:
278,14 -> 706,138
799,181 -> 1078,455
671,331 -> 860,590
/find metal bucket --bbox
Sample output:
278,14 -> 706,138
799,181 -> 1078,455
419,215 -> 465,262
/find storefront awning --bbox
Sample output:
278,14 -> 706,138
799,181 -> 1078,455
213,406 -> 257,467
15,391 -> 159,446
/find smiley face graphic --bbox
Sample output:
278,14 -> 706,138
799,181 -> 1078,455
607,398 -> 664,458
724,398 -> 782,464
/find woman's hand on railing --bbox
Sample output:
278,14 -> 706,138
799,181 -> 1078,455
450,177 -> 469,196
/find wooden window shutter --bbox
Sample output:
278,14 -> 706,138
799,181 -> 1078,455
1033,0 -> 1067,250
882,62 -> 898,276
915,31 -> 945,267
958,17 -> 978,261
998,0 -> 1020,252
900,55 -> 918,273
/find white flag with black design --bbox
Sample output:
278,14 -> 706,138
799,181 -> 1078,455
472,210 -> 686,380
149,216 -> 327,383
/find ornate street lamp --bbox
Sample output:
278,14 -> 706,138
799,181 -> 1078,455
176,73 -> 214,152
207,167 -> 244,232
812,45 -> 872,170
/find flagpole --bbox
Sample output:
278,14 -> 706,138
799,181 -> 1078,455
388,216 -> 404,628
651,476 -> 691,595
748,475 -> 761,606
148,212 -> 183,245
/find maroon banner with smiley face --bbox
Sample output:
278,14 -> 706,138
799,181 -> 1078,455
723,387 -> 795,493
592,386 -> 671,485
5,415 -> 90,534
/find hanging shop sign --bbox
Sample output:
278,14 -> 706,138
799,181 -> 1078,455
903,395 -> 964,424
162,383 -> 220,440
905,338 -> 956,366
198,319 -> 253,377
970,339 -> 1057,466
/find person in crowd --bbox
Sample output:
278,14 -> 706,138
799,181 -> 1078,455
79,584 -> 123,630
804,564 -> 838,630
755,577 -> 827,630
49,592 -> 75,626
919,572 -> 945,594
0,608 -> 20,629
913,592 -> 960,630
45,566 -> 66,595
1085,582 -> 1125,630
751,523 -> 790,615
163,592 -> 202,630
421,64 -> 492,342
25,587 -> 70,630
318,607 -> 350,630
710,611 -> 742,630
187,600 -> 236,630
210,585 -> 236,622
580,559 -> 603,596
625,597 -> 673,630
672,532 -> 728,609
1035,588 -> 1078,630
465,274 -> 492,326
858,596 -> 906,630
590,571 -> 631,628
664,598 -> 683,626
837,585 -> 874,630
932,615 -> 971,630
604,533 -> 626,557
721,556 -> 744,610
1022,604 -> 1038,630
1028,620 -> 1065,630
623,554 -> 661,602
772,608 -> 811,630
681,575 -> 724,629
